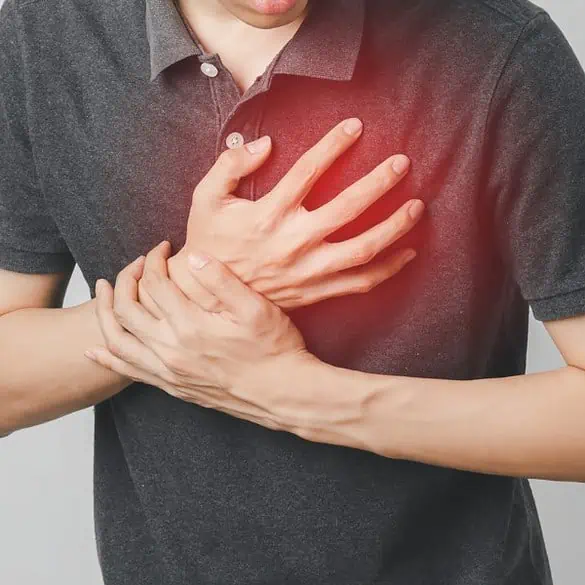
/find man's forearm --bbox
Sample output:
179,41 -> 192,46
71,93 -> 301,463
267,357 -> 585,482
83,248 -> 585,483
0,300 -> 130,435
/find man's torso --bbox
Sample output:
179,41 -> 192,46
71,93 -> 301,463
10,0 -> 553,582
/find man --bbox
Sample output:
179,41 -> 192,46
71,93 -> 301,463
1,0 -> 584,584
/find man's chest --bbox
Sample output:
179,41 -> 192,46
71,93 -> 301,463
27,51 -> 508,376
29,68 -> 482,255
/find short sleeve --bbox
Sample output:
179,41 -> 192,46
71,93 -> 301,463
485,11 -> 585,322
0,0 -> 74,274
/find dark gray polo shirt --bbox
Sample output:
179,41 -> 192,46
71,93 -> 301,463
2,0 -> 585,582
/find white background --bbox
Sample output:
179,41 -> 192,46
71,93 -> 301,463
1,0 -> 584,583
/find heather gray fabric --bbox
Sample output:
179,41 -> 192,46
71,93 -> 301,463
1,0 -> 584,583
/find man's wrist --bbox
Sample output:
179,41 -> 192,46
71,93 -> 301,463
84,299 -> 133,390
235,349 -> 386,451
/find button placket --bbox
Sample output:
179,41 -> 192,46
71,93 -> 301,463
217,100 -> 266,201
220,115 -> 261,200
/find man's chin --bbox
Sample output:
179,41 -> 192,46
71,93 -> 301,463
249,0 -> 301,16
226,0 -> 309,28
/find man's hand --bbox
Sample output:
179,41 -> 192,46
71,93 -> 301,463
88,242 -> 334,436
160,118 -> 423,312
89,241 -> 585,482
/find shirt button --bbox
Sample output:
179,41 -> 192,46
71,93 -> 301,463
200,62 -> 219,77
225,132 -> 244,149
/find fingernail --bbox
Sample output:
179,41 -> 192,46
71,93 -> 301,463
84,350 -> 96,361
245,135 -> 271,155
392,155 -> 410,175
95,279 -> 104,293
408,199 -> 425,220
188,253 -> 210,271
343,118 -> 363,136
403,249 -> 417,264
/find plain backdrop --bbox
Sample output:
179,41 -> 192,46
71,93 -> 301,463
1,0 -> 584,583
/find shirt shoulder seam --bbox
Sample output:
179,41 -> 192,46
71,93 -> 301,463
481,10 -> 549,140
15,0 -> 43,9
474,0 -> 545,26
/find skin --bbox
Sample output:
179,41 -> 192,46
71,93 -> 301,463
90,240 -> 585,483
1,0 -> 372,437
0,119 -> 421,435
3,0 -> 582,491
188,0 -> 309,29
0,0 -> 325,436
81,0 -> 585,481
163,120 -> 420,313
176,0 -> 310,92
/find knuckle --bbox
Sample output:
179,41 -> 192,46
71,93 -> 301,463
373,169 -> 392,193
160,368 -> 181,387
294,426 -> 313,440
285,286 -> 304,305
137,279 -> 150,302
162,350 -> 190,377
118,261 -> 133,278
293,158 -> 318,185
254,210 -> 279,234
246,300 -> 270,327
286,226 -> 310,255
355,275 -> 375,294
144,250 -> 159,268
332,205 -> 355,228
114,271 -> 126,291
141,266 -> 161,290
208,267 -> 229,291
145,246 -> 163,264
390,214 -> 410,238
112,306 -> 126,326
290,262 -> 315,286
218,149 -> 240,176
174,321 -> 195,345
125,370 -> 141,383
105,340 -> 122,358
208,298 -> 224,313
264,418 -> 280,431
289,289 -> 315,308
353,244 -> 377,266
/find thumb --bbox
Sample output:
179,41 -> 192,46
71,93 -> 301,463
192,135 -> 272,207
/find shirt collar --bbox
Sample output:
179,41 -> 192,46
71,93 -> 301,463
145,0 -> 365,84
272,0 -> 365,82
145,0 -> 201,82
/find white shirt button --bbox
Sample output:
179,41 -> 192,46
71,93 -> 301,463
200,62 -> 219,78
225,132 -> 244,149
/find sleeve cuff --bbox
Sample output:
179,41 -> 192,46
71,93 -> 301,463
529,285 -> 585,322
0,245 -> 75,274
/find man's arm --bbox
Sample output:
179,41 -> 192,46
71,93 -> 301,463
0,124 -> 420,435
86,250 -> 585,483
1,0 -> 419,434
0,268 -> 130,436
188,256 -> 585,483
279,317 -> 585,483
0,0 -> 132,435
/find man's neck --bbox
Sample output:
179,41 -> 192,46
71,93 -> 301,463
176,0 -> 309,93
